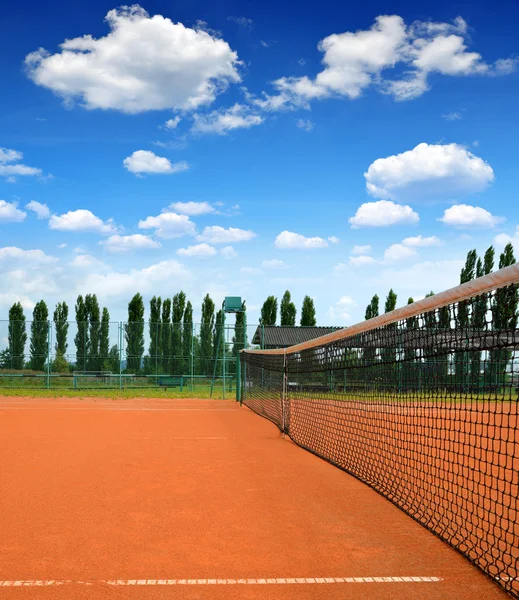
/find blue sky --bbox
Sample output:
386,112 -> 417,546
1,0 -> 518,326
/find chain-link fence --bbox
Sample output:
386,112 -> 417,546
0,319 -> 260,398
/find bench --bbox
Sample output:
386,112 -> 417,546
158,376 -> 183,391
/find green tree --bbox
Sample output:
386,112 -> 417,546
85,294 -> 101,371
125,293 -> 145,373
365,294 -> 379,320
362,294 -> 379,371
300,295 -> 316,326
471,249 -> 494,385
456,250 -> 477,386
182,301 -> 193,375
74,295 -> 89,371
172,291 -> 186,375
30,300 -> 49,371
280,291 -> 296,326
0,348 -> 12,369
108,344 -> 120,373
200,294 -> 215,377
490,243 -> 518,387
381,289 -> 397,377
232,301 -> 247,374
213,309 -> 224,377
53,302 -> 69,361
8,302 -> 27,370
149,296 -> 162,374
161,298 -> 172,373
260,296 -> 277,326
100,307 -> 110,370
404,297 -> 417,388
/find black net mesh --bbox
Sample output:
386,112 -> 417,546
241,282 -> 519,597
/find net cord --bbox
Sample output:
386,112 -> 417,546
243,262 -> 519,357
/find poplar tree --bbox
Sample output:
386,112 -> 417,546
100,307 -> 110,370
280,291 -> 296,326
172,291 -> 186,375
85,294 -> 101,371
53,302 -> 69,359
232,301 -> 247,375
300,296 -> 316,326
8,302 -> 27,370
161,298 -> 172,373
29,300 -> 49,371
213,309 -> 224,377
200,294 -> 215,377
125,293 -> 145,372
456,250 -> 477,386
362,294 -> 379,370
182,301 -> 193,375
74,295 -> 88,371
260,296 -> 277,326
149,296 -> 162,373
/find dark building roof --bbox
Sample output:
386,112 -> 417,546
251,325 -> 341,349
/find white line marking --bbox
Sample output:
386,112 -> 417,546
0,576 -> 442,587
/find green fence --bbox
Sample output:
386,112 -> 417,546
0,320 -> 260,398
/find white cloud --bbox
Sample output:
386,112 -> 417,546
192,104 -> 263,135
349,255 -> 377,267
352,244 -> 372,255
0,200 -> 26,223
57,243 -> 67,249
262,259 -> 288,269
253,15 -> 514,109
49,209 -> 118,234
220,246 -> 238,259
328,296 -> 356,322
100,234 -> 161,253
79,259 -> 191,298
26,200 -> 50,219
328,236 -> 340,244
138,211 -> 196,239
168,201 -> 215,216
365,143 -> 494,201
333,262 -> 347,272
0,293 -> 36,312
124,150 -> 189,175
402,235 -> 441,247
177,243 -> 217,258
438,204 -> 503,228
494,230 -> 518,247
349,200 -> 419,228
70,254 -> 106,269
228,16 -> 253,29
25,6 -> 241,113
383,243 -> 419,263
164,116 -> 181,130
0,147 -> 44,181
197,226 -> 256,244
274,230 -> 329,249
442,111 -> 462,120
296,118 -> 314,131
240,267 -> 263,275
0,247 -> 58,264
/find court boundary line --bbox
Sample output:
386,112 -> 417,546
0,576 -> 443,587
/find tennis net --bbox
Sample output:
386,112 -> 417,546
241,264 -> 519,598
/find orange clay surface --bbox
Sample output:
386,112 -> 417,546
0,396 -> 509,599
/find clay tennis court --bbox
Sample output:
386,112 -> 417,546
0,396 -> 510,599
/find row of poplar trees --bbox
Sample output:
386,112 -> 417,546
259,291 -> 317,326
1,291 -> 247,377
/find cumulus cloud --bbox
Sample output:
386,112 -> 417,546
164,116 -> 181,130
26,200 -> 50,219
220,246 -> 238,259
253,15 -> 515,109
274,230 -> 329,249
296,118 -> 314,131
168,201 -> 215,216
328,296 -> 356,322
0,148 -> 44,181
364,143 -> 494,201
262,259 -> 289,269
191,104 -> 263,135
124,150 -> 189,175
100,234 -> 161,253
349,200 -> 419,228
352,244 -> 372,255
328,236 -> 340,244
138,211 -> 196,239
349,255 -> 377,267
176,243 -> 217,258
0,246 -> 58,264
0,200 -> 27,223
197,226 -> 256,244
49,209 -> 118,234
402,235 -> 441,247
383,243 -> 419,263
25,6 -> 241,113
70,254 -> 106,269
438,204 -> 503,228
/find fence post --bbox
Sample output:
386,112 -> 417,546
236,351 -> 241,403
46,320 -> 51,390
119,322 -> 123,390
191,323 -> 195,392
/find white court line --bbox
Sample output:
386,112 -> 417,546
0,407 -> 238,412
0,576 -> 442,587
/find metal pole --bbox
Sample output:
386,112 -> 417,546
119,322 -> 123,390
191,323 -> 194,392
46,320 -> 51,390
222,307 -> 226,400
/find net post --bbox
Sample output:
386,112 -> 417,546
236,351 -> 241,403
282,349 -> 287,434
46,320 -> 51,390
